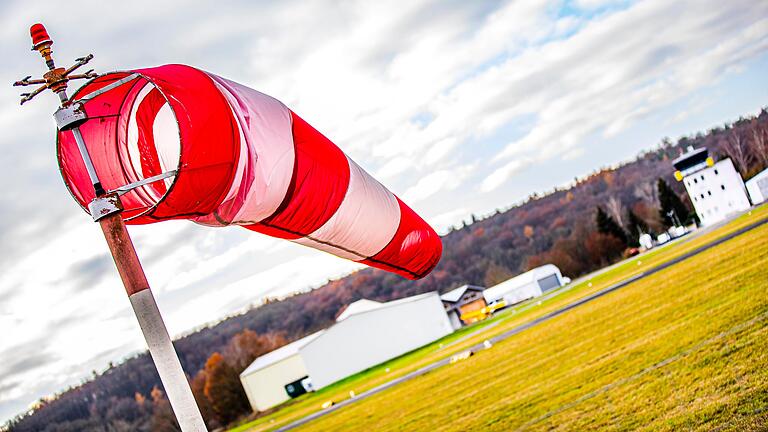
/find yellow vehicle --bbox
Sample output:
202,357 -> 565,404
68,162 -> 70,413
460,301 -> 507,323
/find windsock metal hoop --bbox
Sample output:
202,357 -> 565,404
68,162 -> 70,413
56,65 -> 241,223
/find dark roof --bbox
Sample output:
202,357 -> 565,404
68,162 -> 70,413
440,284 -> 485,303
672,147 -> 709,172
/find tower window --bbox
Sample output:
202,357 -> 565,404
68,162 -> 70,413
694,178 -> 698,184
700,193 -> 705,199
721,185 -> 725,190
708,190 -> 712,196
714,169 -> 719,175
701,175 -> 705,180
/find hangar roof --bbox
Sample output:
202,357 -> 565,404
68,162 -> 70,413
440,285 -> 485,303
335,299 -> 383,322
745,167 -> 768,186
337,292 -> 442,321
240,330 -> 324,376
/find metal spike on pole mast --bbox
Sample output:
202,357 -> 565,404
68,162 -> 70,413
14,24 -> 208,431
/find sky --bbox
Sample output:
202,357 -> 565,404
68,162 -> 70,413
0,0 -> 767,423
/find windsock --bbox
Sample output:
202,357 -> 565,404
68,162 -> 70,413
57,65 -> 441,279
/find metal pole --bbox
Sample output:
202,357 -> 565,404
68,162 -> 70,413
97,209 -> 207,432
16,23 -> 207,432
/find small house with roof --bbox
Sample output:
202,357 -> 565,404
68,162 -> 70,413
440,284 -> 487,328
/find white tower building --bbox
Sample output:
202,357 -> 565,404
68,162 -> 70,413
672,146 -> 750,226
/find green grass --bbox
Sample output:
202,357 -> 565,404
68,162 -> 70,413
231,205 -> 768,432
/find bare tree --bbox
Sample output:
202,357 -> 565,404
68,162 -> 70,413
749,119 -> 768,169
722,128 -> 753,175
605,195 -> 624,227
633,181 -> 658,206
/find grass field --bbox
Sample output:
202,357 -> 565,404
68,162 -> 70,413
232,205 -> 768,431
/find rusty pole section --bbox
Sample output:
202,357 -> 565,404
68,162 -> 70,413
98,212 -> 150,296
15,24 -> 207,432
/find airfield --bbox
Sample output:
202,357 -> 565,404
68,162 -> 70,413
231,204 -> 768,432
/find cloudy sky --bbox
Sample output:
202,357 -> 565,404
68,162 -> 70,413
0,0 -> 766,423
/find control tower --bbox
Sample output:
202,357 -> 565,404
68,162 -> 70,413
673,146 -> 750,226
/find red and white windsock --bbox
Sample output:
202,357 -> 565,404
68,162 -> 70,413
57,65 -> 442,279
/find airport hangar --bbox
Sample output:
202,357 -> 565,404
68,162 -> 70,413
745,167 -> 768,205
239,291 -> 453,412
483,264 -> 565,305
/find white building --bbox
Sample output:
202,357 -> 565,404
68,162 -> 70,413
483,264 -> 565,305
639,233 -> 654,250
239,292 -> 453,412
239,331 -> 323,412
745,167 -> 768,205
673,146 -> 751,226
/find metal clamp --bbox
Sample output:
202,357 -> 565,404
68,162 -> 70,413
88,194 -> 123,222
54,103 -> 87,130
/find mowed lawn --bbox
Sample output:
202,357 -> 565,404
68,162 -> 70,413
297,222 -> 768,431
231,206 -> 768,432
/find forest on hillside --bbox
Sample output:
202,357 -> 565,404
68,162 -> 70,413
6,109 -> 768,431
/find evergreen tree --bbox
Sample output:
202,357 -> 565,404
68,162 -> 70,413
625,209 -> 650,246
657,178 -> 690,227
595,206 -> 627,245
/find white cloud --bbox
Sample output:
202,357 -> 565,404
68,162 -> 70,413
562,147 -> 586,161
428,207 -> 471,235
403,165 -> 475,203
574,0 -> 628,10
472,0 -> 768,188
375,156 -> 415,180
481,158 -> 531,193
163,252 -> 363,335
